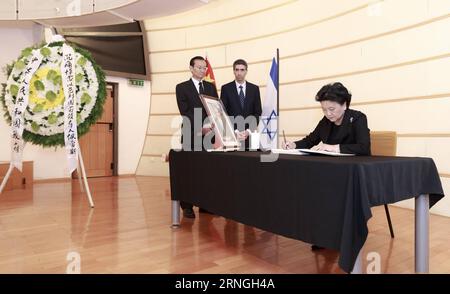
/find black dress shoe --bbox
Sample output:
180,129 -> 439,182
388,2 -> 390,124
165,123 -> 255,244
311,244 -> 325,251
183,208 -> 195,219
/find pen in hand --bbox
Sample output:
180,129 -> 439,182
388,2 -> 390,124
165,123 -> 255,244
282,130 -> 287,148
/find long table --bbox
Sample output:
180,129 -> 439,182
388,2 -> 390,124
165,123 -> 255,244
169,150 -> 444,273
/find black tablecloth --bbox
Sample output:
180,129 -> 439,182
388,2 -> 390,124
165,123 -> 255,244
169,150 -> 444,273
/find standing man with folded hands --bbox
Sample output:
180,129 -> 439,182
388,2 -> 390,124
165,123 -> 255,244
220,59 -> 262,148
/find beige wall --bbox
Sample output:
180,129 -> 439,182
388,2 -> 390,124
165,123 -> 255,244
139,0 -> 450,216
106,76 -> 151,175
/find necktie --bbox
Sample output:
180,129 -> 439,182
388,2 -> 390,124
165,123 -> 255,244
239,85 -> 245,108
199,81 -> 205,95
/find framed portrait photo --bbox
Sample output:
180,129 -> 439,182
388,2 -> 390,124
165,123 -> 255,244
199,94 -> 240,150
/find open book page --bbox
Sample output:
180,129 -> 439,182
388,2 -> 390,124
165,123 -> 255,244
270,149 -> 307,155
298,149 -> 355,156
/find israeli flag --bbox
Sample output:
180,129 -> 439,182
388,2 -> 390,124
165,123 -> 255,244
259,58 -> 278,150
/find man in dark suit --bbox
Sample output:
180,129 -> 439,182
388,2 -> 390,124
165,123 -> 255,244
175,56 -> 218,218
220,59 -> 262,149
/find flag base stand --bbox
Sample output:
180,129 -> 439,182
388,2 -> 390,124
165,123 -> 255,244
0,143 -> 94,208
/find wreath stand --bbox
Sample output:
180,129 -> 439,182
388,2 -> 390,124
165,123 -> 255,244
0,142 -> 94,208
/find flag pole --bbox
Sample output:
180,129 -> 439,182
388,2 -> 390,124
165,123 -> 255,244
276,48 -> 280,148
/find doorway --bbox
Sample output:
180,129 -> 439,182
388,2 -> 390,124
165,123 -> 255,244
74,82 -> 118,178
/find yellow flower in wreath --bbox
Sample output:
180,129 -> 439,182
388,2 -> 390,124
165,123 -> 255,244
29,66 -> 65,111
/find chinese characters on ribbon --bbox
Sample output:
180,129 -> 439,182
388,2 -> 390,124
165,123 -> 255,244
11,54 -> 43,171
61,44 -> 79,174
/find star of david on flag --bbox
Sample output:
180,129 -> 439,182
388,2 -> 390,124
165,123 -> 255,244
258,57 -> 278,149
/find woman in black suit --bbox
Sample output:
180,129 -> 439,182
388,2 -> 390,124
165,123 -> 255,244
283,82 -> 370,155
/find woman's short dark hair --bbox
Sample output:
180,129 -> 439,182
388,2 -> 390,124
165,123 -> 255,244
315,82 -> 352,107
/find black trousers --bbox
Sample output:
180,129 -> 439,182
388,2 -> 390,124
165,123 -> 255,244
179,132 -> 214,211
180,201 -> 193,210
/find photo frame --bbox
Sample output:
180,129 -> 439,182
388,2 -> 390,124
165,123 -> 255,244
199,94 -> 240,151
